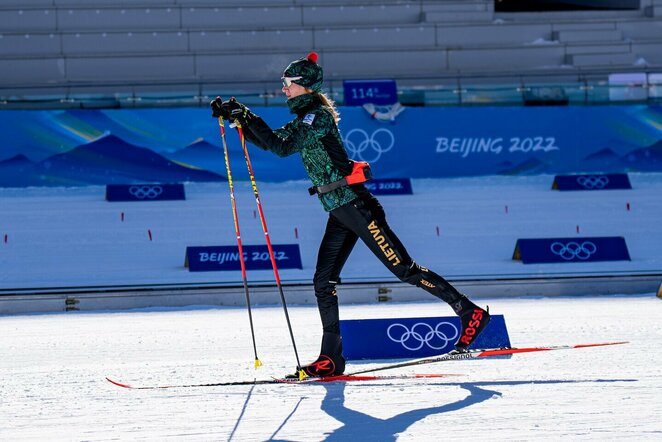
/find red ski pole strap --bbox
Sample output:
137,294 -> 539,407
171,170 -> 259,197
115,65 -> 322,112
308,161 -> 373,195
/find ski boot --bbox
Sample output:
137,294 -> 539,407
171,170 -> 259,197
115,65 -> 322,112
451,295 -> 491,352
287,332 -> 346,379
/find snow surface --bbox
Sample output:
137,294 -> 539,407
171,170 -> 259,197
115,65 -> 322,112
1,295 -> 660,440
1,174 -> 661,440
1,174 -> 661,291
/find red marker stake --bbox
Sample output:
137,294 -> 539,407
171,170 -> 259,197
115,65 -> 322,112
626,202 -> 631,211
3,234 -> 7,243
505,205 -> 509,214
294,227 -> 299,239
436,226 -> 440,237
121,212 -> 125,222
576,225 -> 580,234
148,229 -> 153,241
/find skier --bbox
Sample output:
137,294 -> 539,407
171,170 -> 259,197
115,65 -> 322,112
210,52 -> 491,378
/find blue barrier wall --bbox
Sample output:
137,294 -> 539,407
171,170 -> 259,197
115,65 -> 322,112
552,173 -> 632,191
513,237 -> 631,264
0,105 -> 660,187
106,184 -> 186,201
340,315 -> 510,360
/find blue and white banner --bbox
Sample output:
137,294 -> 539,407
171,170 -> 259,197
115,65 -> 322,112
340,315 -> 510,360
1,105 -> 660,187
106,184 -> 186,201
185,244 -> 303,272
365,178 -> 412,195
513,237 -> 631,264
552,173 -> 632,191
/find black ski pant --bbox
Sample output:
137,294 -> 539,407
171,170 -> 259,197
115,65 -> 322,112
314,195 -> 463,335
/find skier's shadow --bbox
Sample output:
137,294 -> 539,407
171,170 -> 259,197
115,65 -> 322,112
316,381 -> 499,441
306,378 -> 635,441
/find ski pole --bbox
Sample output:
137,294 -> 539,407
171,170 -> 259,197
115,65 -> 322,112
218,117 -> 262,369
235,123 -> 305,378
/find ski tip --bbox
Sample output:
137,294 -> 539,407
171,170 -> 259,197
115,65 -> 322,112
576,341 -> 629,348
106,377 -> 132,389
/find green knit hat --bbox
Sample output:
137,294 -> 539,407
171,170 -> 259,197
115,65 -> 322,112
283,52 -> 323,92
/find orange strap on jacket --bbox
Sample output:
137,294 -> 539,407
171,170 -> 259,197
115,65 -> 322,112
308,161 -> 373,195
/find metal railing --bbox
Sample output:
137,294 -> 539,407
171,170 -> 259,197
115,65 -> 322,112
1,71 -> 660,109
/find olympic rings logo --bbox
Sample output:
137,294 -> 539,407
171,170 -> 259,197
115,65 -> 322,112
577,175 -> 609,189
386,322 -> 459,351
343,128 -> 395,163
129,185 -> 163,199
550,241 -> 597,260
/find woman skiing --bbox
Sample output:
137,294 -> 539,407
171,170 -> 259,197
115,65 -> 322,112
211,52 -> 490,378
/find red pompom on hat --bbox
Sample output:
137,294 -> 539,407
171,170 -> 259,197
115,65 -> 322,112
307,52 -> 319,63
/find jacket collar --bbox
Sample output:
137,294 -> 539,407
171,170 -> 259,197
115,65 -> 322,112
287,93 -> 316,116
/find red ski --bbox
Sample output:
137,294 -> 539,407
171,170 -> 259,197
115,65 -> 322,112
345,341 -> 629,377
106,342 -> 627,390
106,372 -> 460,390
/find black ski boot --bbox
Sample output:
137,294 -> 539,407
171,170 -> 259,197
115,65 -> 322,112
287,332 -> 345,379
451,295 -> 491,352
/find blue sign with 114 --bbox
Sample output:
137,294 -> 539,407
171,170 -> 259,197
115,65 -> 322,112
343,79 -> 398,106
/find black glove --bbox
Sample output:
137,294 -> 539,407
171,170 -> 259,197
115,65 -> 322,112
224,97 -> 254,127
210,96 -> 230,119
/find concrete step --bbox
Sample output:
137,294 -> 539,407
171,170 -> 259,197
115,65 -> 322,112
565,43 -> 631,55
554,29 -> 623,43
497,9 -> 645,21
567,52 -> 636,67
552,22 -> 617,31
424,10 -> 493,23
422,1 -> 492,13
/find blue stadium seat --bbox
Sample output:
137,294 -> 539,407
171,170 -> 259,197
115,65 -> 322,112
302,4 -> 421,26
189,29 -> 313,52
436,24 -> 552,47
0,9 -> 56,32
55,7 -> 179,31
181,6 -> 301,29
0,57 -> 65,84
448,46 -> 566,71
314,26 -> 435,50
61,31 -> 188,55
65,55 -> 195,81
0,33 -> 60,56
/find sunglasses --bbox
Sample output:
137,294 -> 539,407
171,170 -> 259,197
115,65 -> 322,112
281,76 -> 303,88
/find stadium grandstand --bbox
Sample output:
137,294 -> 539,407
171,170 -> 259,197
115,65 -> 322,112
0,0 -> 661,108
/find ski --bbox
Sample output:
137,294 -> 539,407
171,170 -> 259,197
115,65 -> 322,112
106,341 -> 627,390
105,372 -> 460,390
273,372 -> 461,384
345,341 -> 629,377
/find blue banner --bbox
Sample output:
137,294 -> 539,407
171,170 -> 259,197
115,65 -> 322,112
106,184 -> 186,201
340,315 -> 510,360
1,105 -> 660,187
185,244 -> 302,272
513,237 -> 631,264
552,173 -> 632,191
365,178 -> 412,195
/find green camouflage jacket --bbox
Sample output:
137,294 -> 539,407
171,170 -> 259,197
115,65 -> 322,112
241,94 -> 360,212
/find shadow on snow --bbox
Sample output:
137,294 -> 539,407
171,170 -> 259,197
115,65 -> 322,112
267,378 -> 636,441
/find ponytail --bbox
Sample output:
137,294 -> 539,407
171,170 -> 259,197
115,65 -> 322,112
311,91 -> 340,124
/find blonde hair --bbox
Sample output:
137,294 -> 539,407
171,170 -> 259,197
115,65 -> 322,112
311,91 -> 340,124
